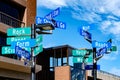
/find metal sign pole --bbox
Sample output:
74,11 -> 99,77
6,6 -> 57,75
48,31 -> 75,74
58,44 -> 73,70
93,48 -> 97,80
31,24 -> 36,80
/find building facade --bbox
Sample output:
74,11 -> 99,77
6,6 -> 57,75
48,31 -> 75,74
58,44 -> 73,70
0,0 -> 41,80
36,45 -> 120,80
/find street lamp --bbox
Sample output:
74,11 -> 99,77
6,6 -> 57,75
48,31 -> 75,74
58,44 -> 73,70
31,23 -> 55,80
36,23 -> 55,30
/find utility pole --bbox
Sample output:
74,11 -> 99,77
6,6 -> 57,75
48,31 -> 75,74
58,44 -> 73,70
93,48 -> 97,80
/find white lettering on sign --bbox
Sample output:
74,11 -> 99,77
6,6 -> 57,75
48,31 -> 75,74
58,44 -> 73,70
43,18 -> 51,23
60,22 -> 65,29
17,42 -> 30,48
5,47 -> 14,53
76,50 -> 86,55
37,17 -> 42,24
11,37 -> 26,42
95,42 -> 108,48
13,29 -> 25,36
77,58 -> 83,62
52,9 -> 59,17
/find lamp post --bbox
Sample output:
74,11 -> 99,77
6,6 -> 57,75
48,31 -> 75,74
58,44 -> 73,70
31,23 -> 55,80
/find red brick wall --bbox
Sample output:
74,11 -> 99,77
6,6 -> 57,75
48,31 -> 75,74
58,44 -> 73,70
55,66 -> 71,80
26,0 -> 36,26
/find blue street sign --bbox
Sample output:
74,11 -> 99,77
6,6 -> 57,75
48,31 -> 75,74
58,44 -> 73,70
36,17 -> 53,25
92,41 -> 111,48
96,47 -> 107,57
56,21 -> 66,29
80,29 -> 91,40
44,7 -> 60,20
85,65 -> 100,70
11,39 -> 36,48
15,46 -> 31,59
36,17 -> 66,29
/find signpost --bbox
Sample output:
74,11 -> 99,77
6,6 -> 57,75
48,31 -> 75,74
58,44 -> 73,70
72,50 -> 87,56
73,57 -> 93,63
7,36 -> 31,45
36,35 -> 43,46
15,46 -> 31,59
85,65 -> 100,70
96,47 -> 107,57
80,29 -> 92,41
2,46 -> 15,54
56,21 -> 66,29
11,39 -> 36,48
44,7 -> 60,20
7,27 -> 31,36
2,46 -> 31,54
36,17 -> 66,29
34,44 -> 43,56
92,41 -> 111,48
36,17 -> 53,25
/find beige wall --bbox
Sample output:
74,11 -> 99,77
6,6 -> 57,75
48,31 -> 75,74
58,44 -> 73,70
0,68 -> 30,80
87,70 -> 120,80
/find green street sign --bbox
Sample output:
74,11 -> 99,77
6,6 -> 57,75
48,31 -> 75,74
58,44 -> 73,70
72,50 -> 87,56
7,27 -> 31,36
7,36 -> 31,45
111,46 -> 117,51
34,44 -> 43,56
73,57 -> 83,63
36,35 -> 42,45
2,46 -> 31,54
85,57 -> 93,63
73,57 -> 93,63
2,46 -> 14,54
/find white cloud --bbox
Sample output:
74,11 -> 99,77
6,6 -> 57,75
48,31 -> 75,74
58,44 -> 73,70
37,0 -> 67,9
37,0 -> 120,39
100,21 -> 120,35
102,54 -> 117,61
110,67 -> 120,76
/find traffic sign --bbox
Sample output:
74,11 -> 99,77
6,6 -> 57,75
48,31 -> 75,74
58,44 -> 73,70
92,41 -> 111,48
85,65 -> 100,70
36,35 -> 42,45
2,46 -> 31,54
15,46 -> 31,59
85,57 -> 93,63
11,39 -> 36,48
72,50 -> 87,56
35,17 -> 66,29
34,44 -> 43,56
56,21 -> 66,29
7,36 -> 31,45
111,46 -> 117,51
45,7 -> 60,20
73,57 -> 93,63
36,17 -> 53,25
73,57 -> 83,63
7,27 -> 31,36
80,29 -> 91,41
2,46 -> 14,54
96,47 -> 107,57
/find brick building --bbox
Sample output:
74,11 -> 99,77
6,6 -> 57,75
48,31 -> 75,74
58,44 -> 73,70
0,0 -> 41,80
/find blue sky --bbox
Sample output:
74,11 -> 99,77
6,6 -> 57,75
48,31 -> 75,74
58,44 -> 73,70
37,0 -> 120,76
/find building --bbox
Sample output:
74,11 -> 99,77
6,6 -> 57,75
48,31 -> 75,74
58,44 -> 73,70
36,45 -> 120,80
0,0 -> 41,80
